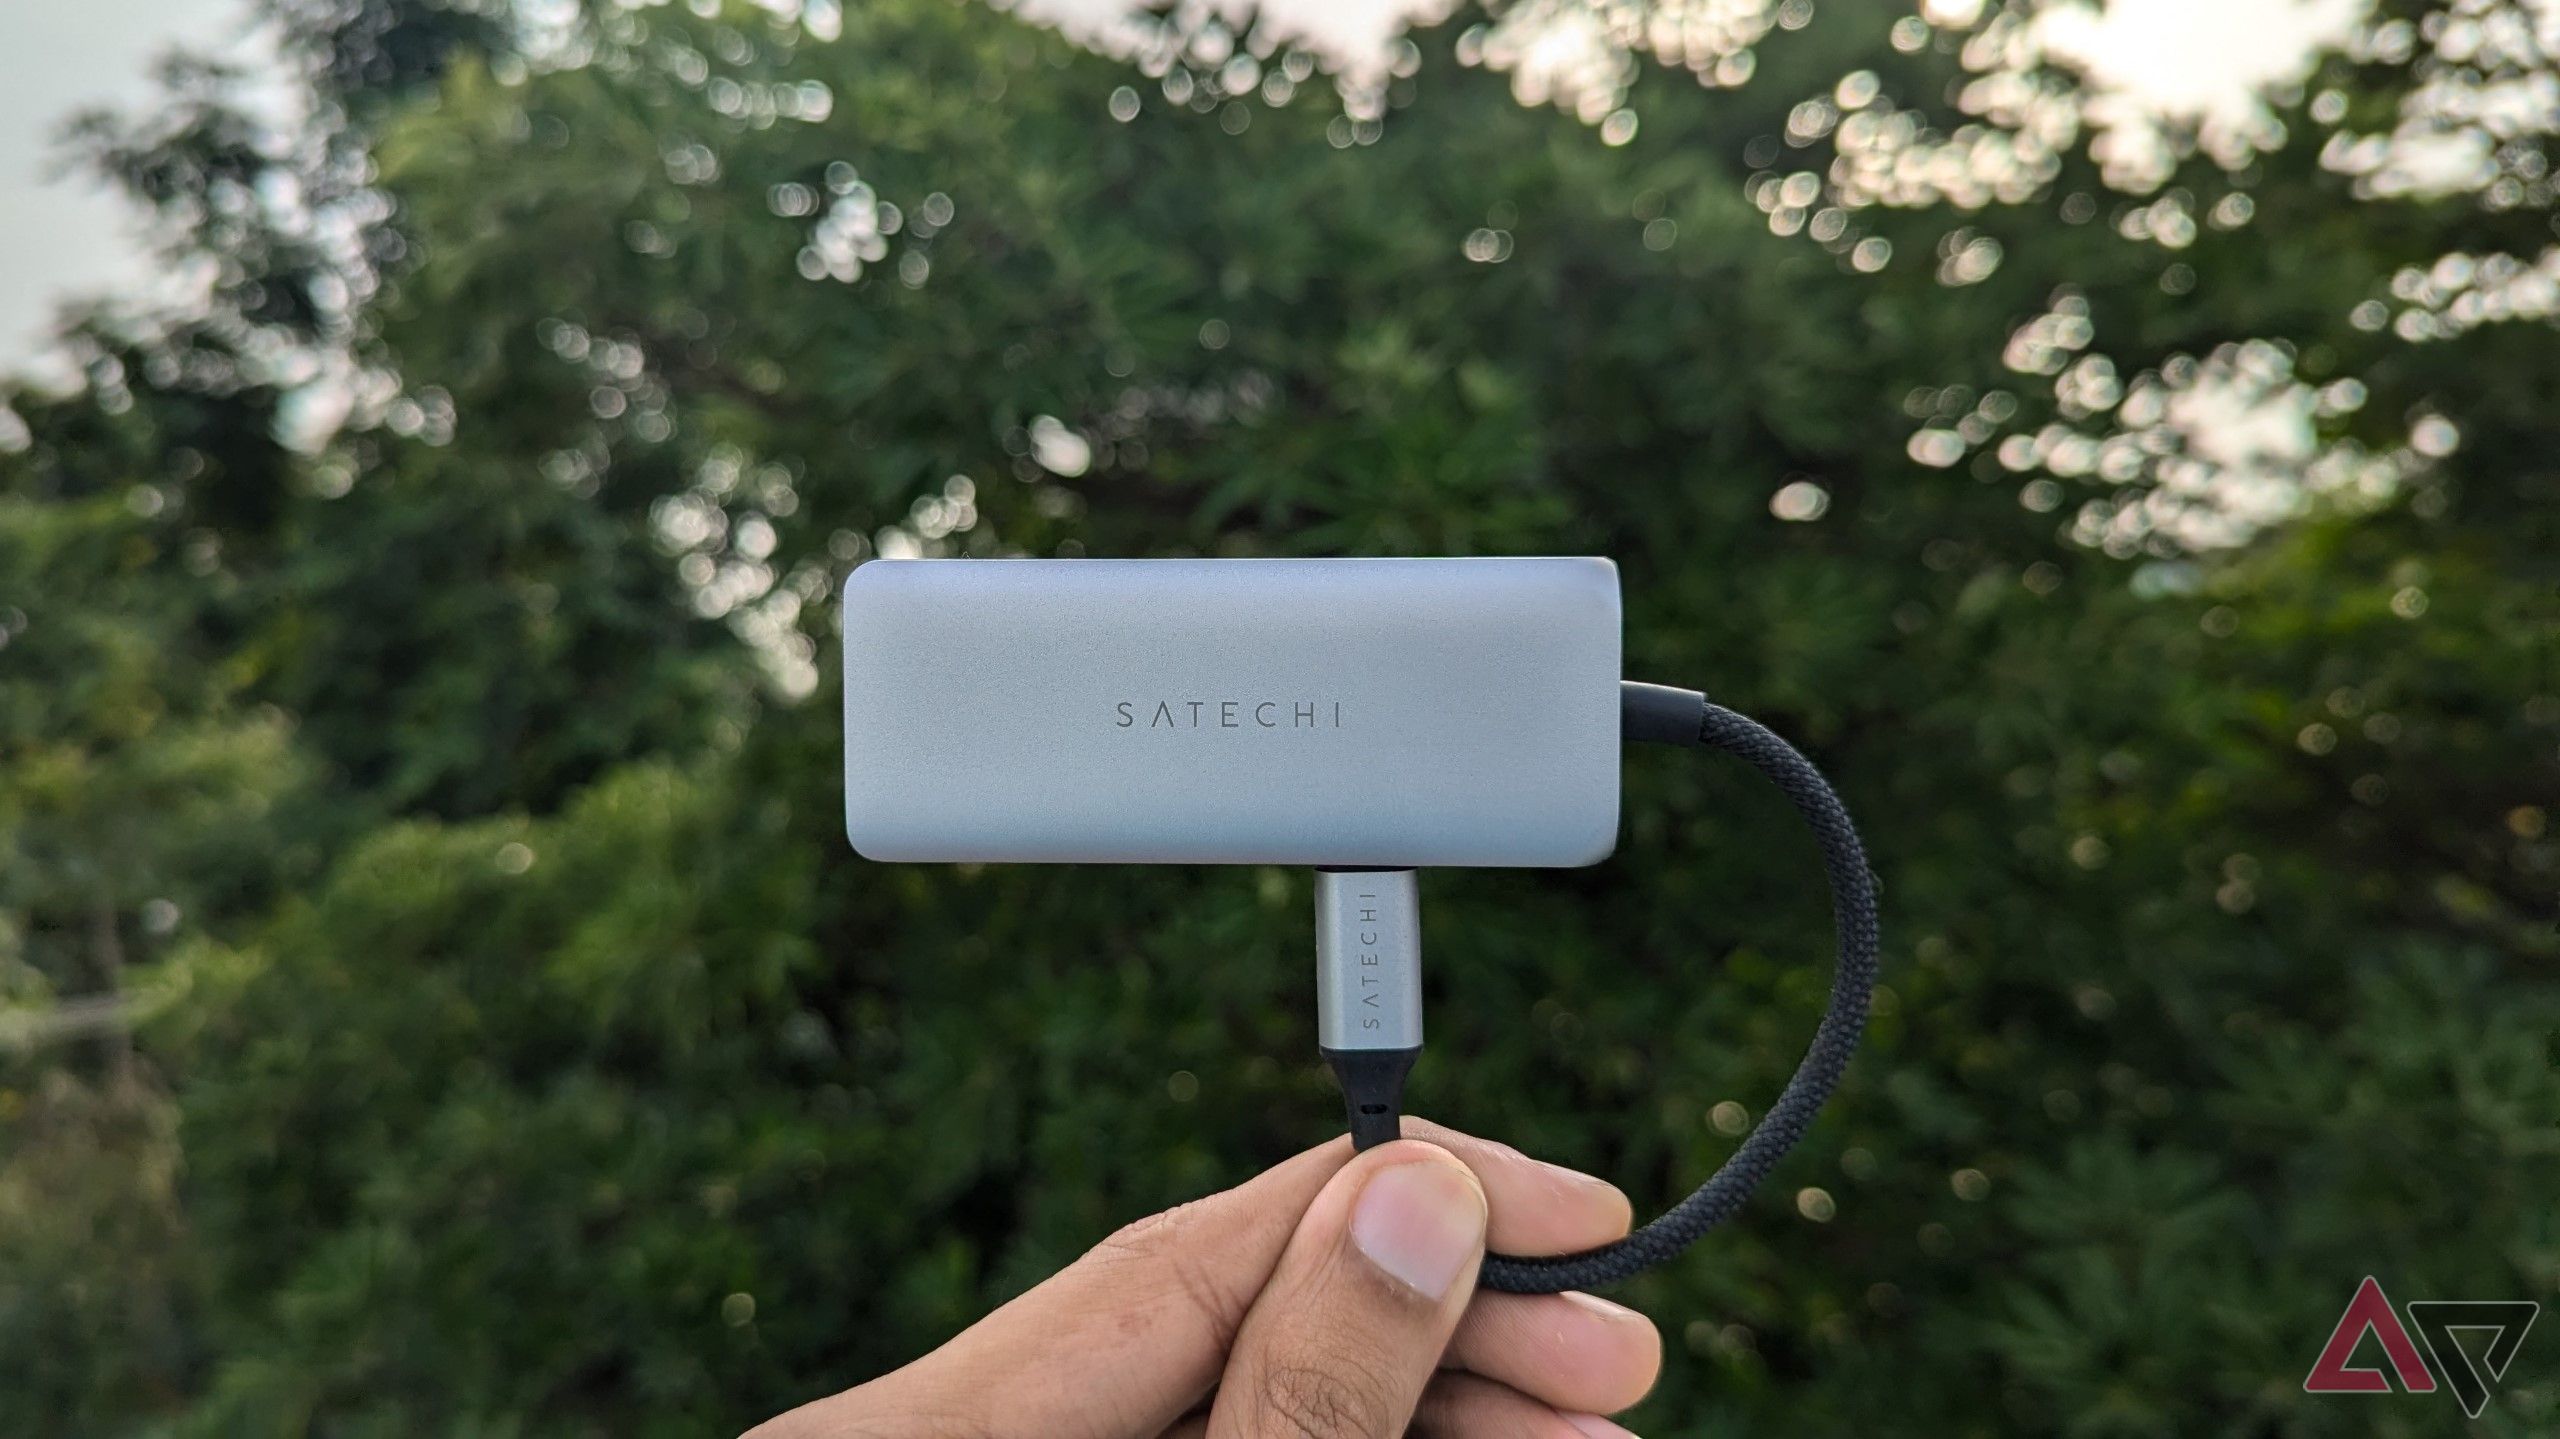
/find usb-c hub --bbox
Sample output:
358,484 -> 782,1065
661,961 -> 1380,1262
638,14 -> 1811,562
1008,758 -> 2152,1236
841,556 -> 1879,1293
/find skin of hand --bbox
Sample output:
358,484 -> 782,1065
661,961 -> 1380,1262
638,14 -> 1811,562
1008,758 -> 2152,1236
744,1118 -> 1662,1439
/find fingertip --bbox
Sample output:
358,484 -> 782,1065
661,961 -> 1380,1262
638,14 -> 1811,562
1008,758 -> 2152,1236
1603,1194 -> 1638,1240
1444,1288 -> 1661,1415
1544,1161 -> 1634,1237
1346,1144 -> 1489,1302
1562,1292 -> 1663,1407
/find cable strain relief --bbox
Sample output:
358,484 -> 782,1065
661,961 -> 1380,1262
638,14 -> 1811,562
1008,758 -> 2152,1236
1321,1045 -> 1419,1151
1621,682 -> 1708,747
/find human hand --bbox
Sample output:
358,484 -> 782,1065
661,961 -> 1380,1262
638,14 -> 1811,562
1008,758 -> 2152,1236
746,1118 -> 1660,1437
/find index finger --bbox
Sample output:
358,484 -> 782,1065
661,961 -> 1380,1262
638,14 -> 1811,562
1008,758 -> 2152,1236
1400,1117 -> 1634,1257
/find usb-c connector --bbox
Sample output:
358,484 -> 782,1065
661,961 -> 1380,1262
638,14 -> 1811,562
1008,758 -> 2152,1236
1315,870 -> 1423,1150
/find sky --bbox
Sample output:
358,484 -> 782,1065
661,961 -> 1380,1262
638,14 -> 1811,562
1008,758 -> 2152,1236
0,0 -> 262,364
0,0 -> 2354,371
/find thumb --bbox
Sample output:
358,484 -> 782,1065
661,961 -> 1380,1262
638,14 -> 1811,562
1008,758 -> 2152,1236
1207,1141 -> 1487,1438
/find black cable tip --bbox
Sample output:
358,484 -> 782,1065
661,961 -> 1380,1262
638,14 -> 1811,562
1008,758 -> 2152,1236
1321,1046 -> 1419,1151
1620,682 -> 1708,747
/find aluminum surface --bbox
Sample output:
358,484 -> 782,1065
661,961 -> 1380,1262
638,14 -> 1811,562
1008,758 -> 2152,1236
841,556 -> 1622,867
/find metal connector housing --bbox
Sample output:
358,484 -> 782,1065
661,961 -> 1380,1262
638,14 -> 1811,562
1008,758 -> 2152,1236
1315,870 -> 1423,1051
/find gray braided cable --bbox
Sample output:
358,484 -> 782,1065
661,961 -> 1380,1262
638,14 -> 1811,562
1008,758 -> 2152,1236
1477,698 -> 1881,1294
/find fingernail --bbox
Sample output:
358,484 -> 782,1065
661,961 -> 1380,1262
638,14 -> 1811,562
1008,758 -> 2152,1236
1564,1415 -> 1639,1438
1539,1159 -> 1622,1198
1539,1160 -> 1633,1221
1561,1291 -> 1645,1324
1349,1158 -> 1485,1301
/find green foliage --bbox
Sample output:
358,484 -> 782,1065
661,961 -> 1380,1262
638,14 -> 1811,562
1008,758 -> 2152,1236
3,0 -> 2556,1435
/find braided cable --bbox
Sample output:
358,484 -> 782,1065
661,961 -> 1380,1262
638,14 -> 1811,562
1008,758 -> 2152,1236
1476,699 -> 1881,1294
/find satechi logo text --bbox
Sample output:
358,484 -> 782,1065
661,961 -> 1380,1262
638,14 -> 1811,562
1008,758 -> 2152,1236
1114,699 -> 1345,729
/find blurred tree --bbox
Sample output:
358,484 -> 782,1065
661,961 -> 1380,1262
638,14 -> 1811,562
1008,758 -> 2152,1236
1,0 -> 2554,1435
